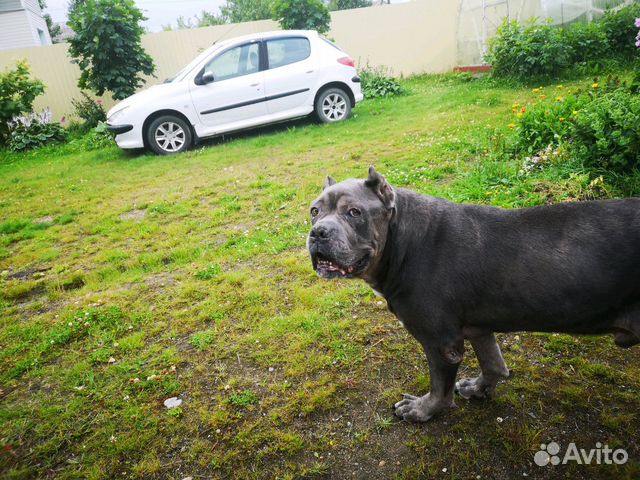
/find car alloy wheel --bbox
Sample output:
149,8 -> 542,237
316,88 -> 351,123
155,121 -> 186,153
147,115 -> 192,155
323,93 -> 348,121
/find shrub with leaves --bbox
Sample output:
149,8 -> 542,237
359,66 -> 405,99
509,77 -> 640,175
486,20 -> 570,80
563,22 -> 609,64
0,61 -> 45,143
271,0 -> 331,35
599,3 -> 640,58
572,88 -> 640,174
68,0 -> 155,100
7,109 -> 66,152
511,87 -> 590,154
71,91 -> 106,130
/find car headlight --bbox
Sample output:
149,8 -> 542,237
107,106 -> 130,124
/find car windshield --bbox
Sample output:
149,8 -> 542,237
164,44 -> 222,83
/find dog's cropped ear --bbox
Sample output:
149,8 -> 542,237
365,166 -> 395,210
323,176 -> 337,190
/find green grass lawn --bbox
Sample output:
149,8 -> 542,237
1,73 -> 639,480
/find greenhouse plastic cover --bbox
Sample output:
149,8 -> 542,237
457,0 -> 633,66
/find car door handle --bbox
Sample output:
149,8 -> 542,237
250,83 -> 260,87
306,70 -> 314,74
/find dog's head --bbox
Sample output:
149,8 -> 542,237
307,167 -> 395,280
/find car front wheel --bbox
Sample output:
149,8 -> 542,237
147,115 -> 192,155
315,88 -> 351,123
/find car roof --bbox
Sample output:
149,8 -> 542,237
214,30 -> 317,48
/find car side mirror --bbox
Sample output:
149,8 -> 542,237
202,71 -> 215,84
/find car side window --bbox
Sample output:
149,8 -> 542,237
266,37 -> 311,69
203,42 -> 260,82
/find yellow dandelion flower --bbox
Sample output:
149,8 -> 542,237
521,107 -> 527,113
512,103 -> 520,109
592,83 -> 599,89
555,96 -> 563,102
540,94 -> 547,100
572,110 -> 578,115
508,123 -> 516,128
532,88 -> 539,93
516,112 -> 523,118
559,117 -> 565,122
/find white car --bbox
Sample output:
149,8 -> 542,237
106,30 -> 363,155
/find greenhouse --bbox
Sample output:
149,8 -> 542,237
457,0 -> 637,66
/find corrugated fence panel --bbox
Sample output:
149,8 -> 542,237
0,1 -> 458,122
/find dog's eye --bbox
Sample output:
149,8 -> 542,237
310,207 -> 319,217
348,208 -> 361,217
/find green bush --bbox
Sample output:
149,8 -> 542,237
572,89 -> 640,174
271,0 -> 331,34
0,60 -> 45,143
509,77 -> 640,176
71,91 -> 106,130
359,66 -> 405,98
599,3 -> 640,58
563,22 -> 609,64
512,90 -> 587,154
486,20 -> 570,80
488,4 -> 640,79
7,109 -> 67,152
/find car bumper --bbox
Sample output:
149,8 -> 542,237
107,123 -> 144,149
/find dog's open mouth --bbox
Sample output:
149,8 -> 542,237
313,252 -> 370,279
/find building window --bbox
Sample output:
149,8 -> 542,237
37,28 -> 47,45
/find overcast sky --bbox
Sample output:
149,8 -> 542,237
43,0 -> 229,32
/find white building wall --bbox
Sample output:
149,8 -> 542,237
0,0 -> 24,12
0,0 -> 51,50
22,0 -> 41,14
26,9 -> 51,46
0,10 -> 39,51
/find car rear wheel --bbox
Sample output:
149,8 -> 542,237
147,115 -> 192,155
315,88 -> 351,123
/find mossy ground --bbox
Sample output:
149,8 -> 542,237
1,72 -> 639,479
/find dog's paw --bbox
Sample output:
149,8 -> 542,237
393,393 -> 454,422
455,377 -> 492,400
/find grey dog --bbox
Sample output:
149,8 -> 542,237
307,167 -> 640,422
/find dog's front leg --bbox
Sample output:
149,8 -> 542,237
456,332 -> 509,399
394,339 -> 462,422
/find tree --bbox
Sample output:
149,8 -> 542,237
68,0 -> 155,100
38,0 -> 62,43
197,10 -> 226,26
67,0 -> 85,17
220,0 -> 273,23
271,0 -> 331,34
329,0 -> 371,11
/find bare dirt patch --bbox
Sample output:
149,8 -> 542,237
119,209 -> 147,221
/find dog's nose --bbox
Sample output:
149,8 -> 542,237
310,224 -> 330,240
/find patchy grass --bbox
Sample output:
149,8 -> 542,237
1,72 -> 639,480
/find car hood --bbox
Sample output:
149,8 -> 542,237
107,82 -> 186,117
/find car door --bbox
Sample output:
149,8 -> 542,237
189,41 -> 267,133
262,36 -> 318,117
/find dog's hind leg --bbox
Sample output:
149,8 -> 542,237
455,332 -> 510,400
612,303 -> 640,348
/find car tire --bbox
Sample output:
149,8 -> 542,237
146,115 -> 192,155
315,88 -> 352,123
